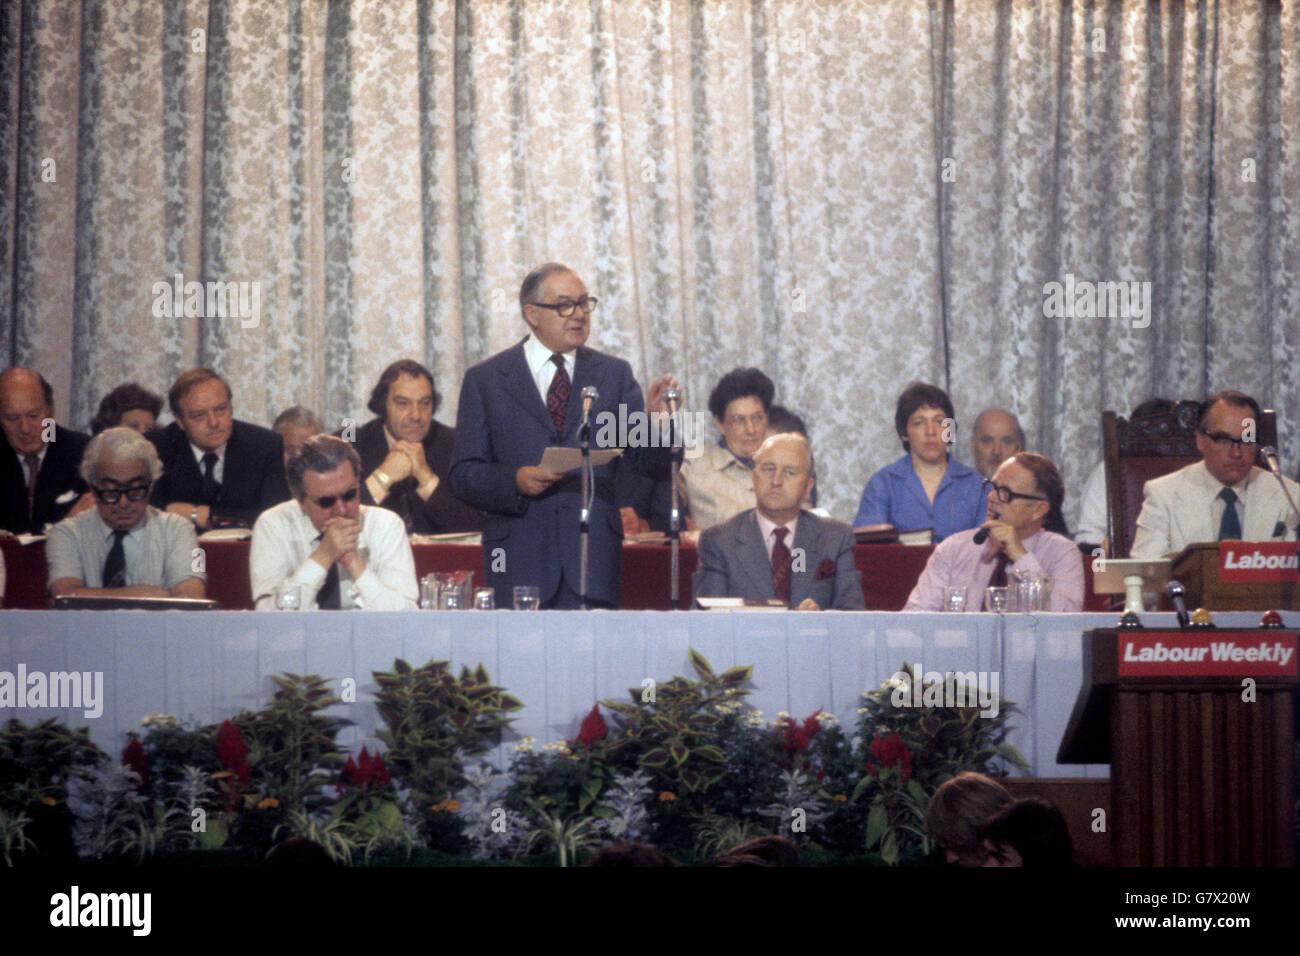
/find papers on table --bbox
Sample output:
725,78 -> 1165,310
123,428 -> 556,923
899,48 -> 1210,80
409,532 -> 483,545
198,528 -> 253,542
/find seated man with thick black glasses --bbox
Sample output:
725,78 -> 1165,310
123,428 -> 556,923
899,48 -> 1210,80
250,434 -> 417,610
46,427 -> 205,599
1132,390 -> 1300,558
905,452 -> 1083,611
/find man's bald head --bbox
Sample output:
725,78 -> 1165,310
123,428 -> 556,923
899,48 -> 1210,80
971,408 -> 1025,478
0,367 -> 55,456
751,432 -> 815,525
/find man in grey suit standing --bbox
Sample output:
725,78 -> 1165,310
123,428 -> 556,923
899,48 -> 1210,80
693,432 -> 864,610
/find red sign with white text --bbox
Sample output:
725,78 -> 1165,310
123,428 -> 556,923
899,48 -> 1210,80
1117,632 -> 1298,677
1218,542 -> 1300,583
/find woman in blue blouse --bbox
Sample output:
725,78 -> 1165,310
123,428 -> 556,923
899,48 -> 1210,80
853,382 -> 986,541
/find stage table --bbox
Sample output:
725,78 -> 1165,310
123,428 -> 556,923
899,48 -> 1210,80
6,609 -> 1284,777
2,537 -> 1106,611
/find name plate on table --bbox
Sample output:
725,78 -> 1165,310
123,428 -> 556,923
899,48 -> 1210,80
1218,542 -> 1300,583
1117,631 -> 1298,677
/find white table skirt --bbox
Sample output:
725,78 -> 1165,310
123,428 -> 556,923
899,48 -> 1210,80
3,609 -> 1295,778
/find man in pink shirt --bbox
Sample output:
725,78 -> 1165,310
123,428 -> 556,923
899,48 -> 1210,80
905,452 -> 1083,612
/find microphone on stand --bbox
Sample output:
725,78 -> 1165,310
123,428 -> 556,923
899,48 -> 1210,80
581,386 -> 598,430
662,387 -> 681,414
1165,580 -> 1190,629
578,386 -> 599,610
1259,446 -> 1300,537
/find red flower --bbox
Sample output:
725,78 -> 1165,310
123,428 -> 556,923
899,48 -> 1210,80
774,710 -> 822,769
338,755 -> 359,794
214,720 -> 250,787
121,735 -> 148,789
369,751 -> 391,788
868,732 -> 913,783
576,704 -> 608,749
339,747 -> 392,794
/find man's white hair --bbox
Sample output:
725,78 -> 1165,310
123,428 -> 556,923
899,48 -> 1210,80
79,426 -> 163,485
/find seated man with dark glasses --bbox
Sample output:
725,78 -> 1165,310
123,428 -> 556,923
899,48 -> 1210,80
1132,390 -> 1300,558
46,427 -> 205,599
250,434 -> 417,610
905,452 -> 1083,611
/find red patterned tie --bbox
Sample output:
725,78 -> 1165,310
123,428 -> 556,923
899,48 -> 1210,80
546,353 -> 570,432
771,526 -> 792,604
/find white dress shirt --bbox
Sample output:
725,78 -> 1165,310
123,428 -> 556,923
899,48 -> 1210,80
523,334 -> 575,405
249,501 -> 417,610
191,441 -> 226,484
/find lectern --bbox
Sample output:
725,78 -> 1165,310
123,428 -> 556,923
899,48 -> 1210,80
1060,627 -> 1299,865
1170,542 -> 1300,611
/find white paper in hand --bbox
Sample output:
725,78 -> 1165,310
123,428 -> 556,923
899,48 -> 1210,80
538,447 -> 622,474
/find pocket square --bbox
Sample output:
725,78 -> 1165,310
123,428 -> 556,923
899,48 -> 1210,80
815,558 -> 836,580
56,490 -> 78,505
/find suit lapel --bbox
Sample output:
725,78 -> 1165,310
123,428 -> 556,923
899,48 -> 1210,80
496,340 -> 553,430
736,511 -> 776,599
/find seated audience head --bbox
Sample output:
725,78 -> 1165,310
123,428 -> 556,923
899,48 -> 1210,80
766,404 -> 808,438
987,452 -> 1062,540
519,262 -> 594,353
981,797 -> 1075,867
287,434 -> 363,533
91,383 -> 163,435
711,836 -> 802,867
0,366 -> 55,456
272,405 -> 323,470
752,432 -> 814,525
585,841 -> 678,867
1195,390 -> 1262,488
708,367 -> 775,462
925,771 -> 1012,865
79,426 -> 164,531
367,360 -> 440,445
894,382 -> 956,467
971,408 -> 1025,478
168,368 -> 234,454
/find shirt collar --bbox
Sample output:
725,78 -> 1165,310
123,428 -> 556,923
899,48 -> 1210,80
524,333 -> 575,376
756,510 -> 798,544
190,441 -> 227,463
93,505 -> 149,539
14,444 -> 47,469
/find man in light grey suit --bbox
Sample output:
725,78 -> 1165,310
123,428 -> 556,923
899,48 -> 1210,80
693,433 -> 864,610
1132,390 -> 1300,558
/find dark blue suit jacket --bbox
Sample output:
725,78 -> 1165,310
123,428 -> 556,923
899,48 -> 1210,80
450,338 -> 665,606
148,420 -> 290,527
0,425 -> 89,534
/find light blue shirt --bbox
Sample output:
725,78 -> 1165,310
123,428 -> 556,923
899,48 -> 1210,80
853,453 -> 987,541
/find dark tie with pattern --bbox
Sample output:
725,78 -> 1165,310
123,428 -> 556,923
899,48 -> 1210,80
316,564 -> 342,610
1217,487 -> 1242,540
990,552 -> 1011,588
546,353 -> 571,433
771,527 -> 792,604
102,529 -> 129,588
201,452 -> 220,506
23,455 -> 39,522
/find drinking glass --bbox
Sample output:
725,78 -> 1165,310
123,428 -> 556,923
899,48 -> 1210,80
419,574 -> 439,610
984,586 -> 1008,613
273,584 -> 302,611
513,586 -> 540,610
943,586 -> 968,612
473,588 -> 496,610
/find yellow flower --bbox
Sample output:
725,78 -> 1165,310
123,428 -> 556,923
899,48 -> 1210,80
41,796 -> 57,806
856,707 -> 868,715
833,794 -> 848,802
430,799 -> 461,813
445,799 -> 460,812
257,797 -> 280,809
658,791 -> 677,802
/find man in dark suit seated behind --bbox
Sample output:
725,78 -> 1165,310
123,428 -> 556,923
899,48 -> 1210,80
693,432 -> 864,610
148,368 -> 290,530
0,367 -> 90,534
346,359 -> 482,535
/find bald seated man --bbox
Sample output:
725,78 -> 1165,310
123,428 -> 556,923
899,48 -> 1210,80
970,408 -> 1026,479
693,432 -> 864,610
0,367 -> 90,534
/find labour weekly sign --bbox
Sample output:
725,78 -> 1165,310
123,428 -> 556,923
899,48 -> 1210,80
1118,632 -> 1298,677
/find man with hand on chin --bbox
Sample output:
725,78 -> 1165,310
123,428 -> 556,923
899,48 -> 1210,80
905,452 -> 1082,611
250,435 -> 416,610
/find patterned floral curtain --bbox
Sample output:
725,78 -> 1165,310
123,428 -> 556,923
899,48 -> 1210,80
2,0 -> 1296,522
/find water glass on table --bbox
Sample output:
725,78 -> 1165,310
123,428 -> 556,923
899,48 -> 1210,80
984,586 -> 1008,613
513,586 -> 540,610
273,584 -> 302,611
943,586 -> 968,612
